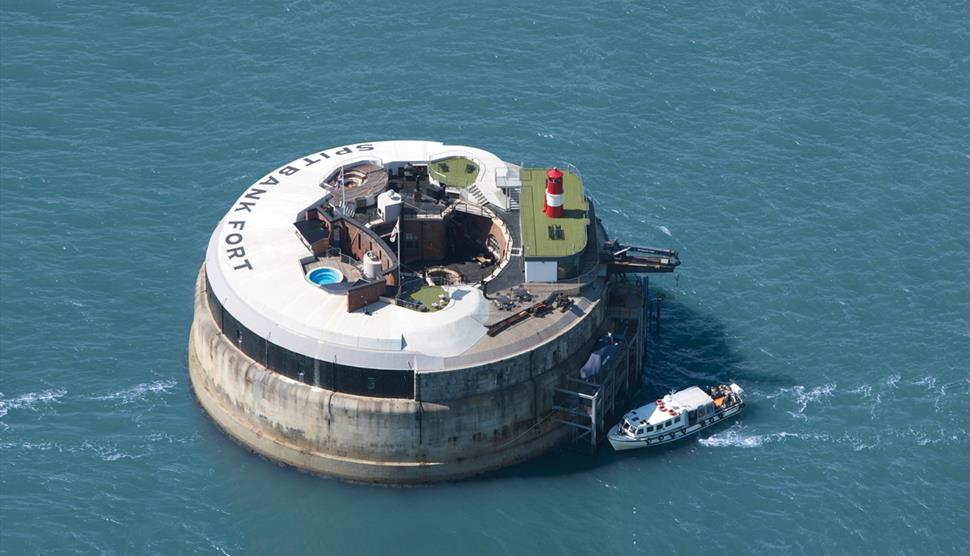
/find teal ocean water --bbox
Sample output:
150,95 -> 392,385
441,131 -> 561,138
2,1 -> 968,553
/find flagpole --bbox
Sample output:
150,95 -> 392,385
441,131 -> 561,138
340,166 -> 345,214
396,213 -> 402,298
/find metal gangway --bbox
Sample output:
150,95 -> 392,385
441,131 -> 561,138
604,240 -> 680,274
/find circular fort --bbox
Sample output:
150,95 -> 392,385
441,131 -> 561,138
188,140 -> 679,483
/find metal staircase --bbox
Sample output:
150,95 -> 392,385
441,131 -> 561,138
495,165 -> 522,211
507,187 -> 521,210
466,183 -> 488,205
336,200 -> 356,217
552,277 -> 648,452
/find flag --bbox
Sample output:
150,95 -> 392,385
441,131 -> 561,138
336,166 -> 345,189
389,219 -> 400,243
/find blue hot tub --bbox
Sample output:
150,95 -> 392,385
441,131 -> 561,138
307,267 -> 345,286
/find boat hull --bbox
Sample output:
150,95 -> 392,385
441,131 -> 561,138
607,402 -> 744,451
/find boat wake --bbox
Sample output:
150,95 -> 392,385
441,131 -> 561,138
760,383 -> 836,414
0,389 -> 68,419
1,432 -> 199,461
91,379 -> 177,405
698,424 -> 828,448
698,422 -> 968,450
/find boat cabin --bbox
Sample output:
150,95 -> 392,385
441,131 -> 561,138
618,386 -> 718,440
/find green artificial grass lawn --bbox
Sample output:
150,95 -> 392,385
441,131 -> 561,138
429,157 -> 480,189
519,168 -> 588,258
402,284 -> 448,311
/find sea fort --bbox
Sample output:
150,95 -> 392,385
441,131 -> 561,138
189,140 -> 679,483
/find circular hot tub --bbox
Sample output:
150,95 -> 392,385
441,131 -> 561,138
307,267 -> 344,286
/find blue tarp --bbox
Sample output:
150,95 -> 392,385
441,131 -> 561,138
580,344 -> 621,380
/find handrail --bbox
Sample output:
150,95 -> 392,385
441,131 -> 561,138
324,247 -> 359,267
428,150 -> 484,169
555,161 -> 583,184
444,200 -> 494,219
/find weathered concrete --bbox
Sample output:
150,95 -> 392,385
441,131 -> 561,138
188,266 -> 608,483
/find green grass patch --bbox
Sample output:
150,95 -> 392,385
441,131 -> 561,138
519,168 -> 589,258
402,284 -> 448,311
429,157 -> 479,189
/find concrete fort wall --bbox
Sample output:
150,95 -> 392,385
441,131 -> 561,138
188,266 -> 608,483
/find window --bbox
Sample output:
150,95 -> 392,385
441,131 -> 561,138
404,233 -> 418,250
646,426 -> 654,432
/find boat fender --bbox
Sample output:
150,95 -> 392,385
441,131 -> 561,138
668,409 -> 676,416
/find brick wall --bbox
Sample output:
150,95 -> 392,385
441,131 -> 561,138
401,219 -> 447,264
346,280 -> 388,312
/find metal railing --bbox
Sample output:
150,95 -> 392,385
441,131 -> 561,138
443,200 -> 494,219
325,247 -> 359,267
427,151 -> 484,178
494,164 -> 522,189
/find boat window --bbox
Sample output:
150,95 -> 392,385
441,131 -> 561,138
646,426 -> 653,432
636,427 -> 644,435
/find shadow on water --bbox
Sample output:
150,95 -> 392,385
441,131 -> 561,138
642,291 -> 799,391
477,290 -> 800,483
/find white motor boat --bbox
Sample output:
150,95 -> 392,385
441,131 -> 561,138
608,383 -> 745,451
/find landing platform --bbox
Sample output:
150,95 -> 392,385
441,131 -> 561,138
519,168 -> 589,259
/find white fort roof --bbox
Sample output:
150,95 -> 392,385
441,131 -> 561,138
205,140 -> 512,371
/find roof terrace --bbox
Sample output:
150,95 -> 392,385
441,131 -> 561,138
519,168 -> 589,259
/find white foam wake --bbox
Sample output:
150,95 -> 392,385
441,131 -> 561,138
0,389 -> 67,418
762,383 -> 836,413
699,424 -> 830,448
92,379 -> 177,405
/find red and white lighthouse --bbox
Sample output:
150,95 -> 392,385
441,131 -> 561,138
544,167 -> 564,218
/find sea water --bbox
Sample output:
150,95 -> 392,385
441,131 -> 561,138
1,1 -> 968,553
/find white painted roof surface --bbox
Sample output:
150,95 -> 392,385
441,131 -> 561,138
205,141 -> 510,371
625,387 -> 715,426
625,403 -> 673,426
671,386 -> 714,410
